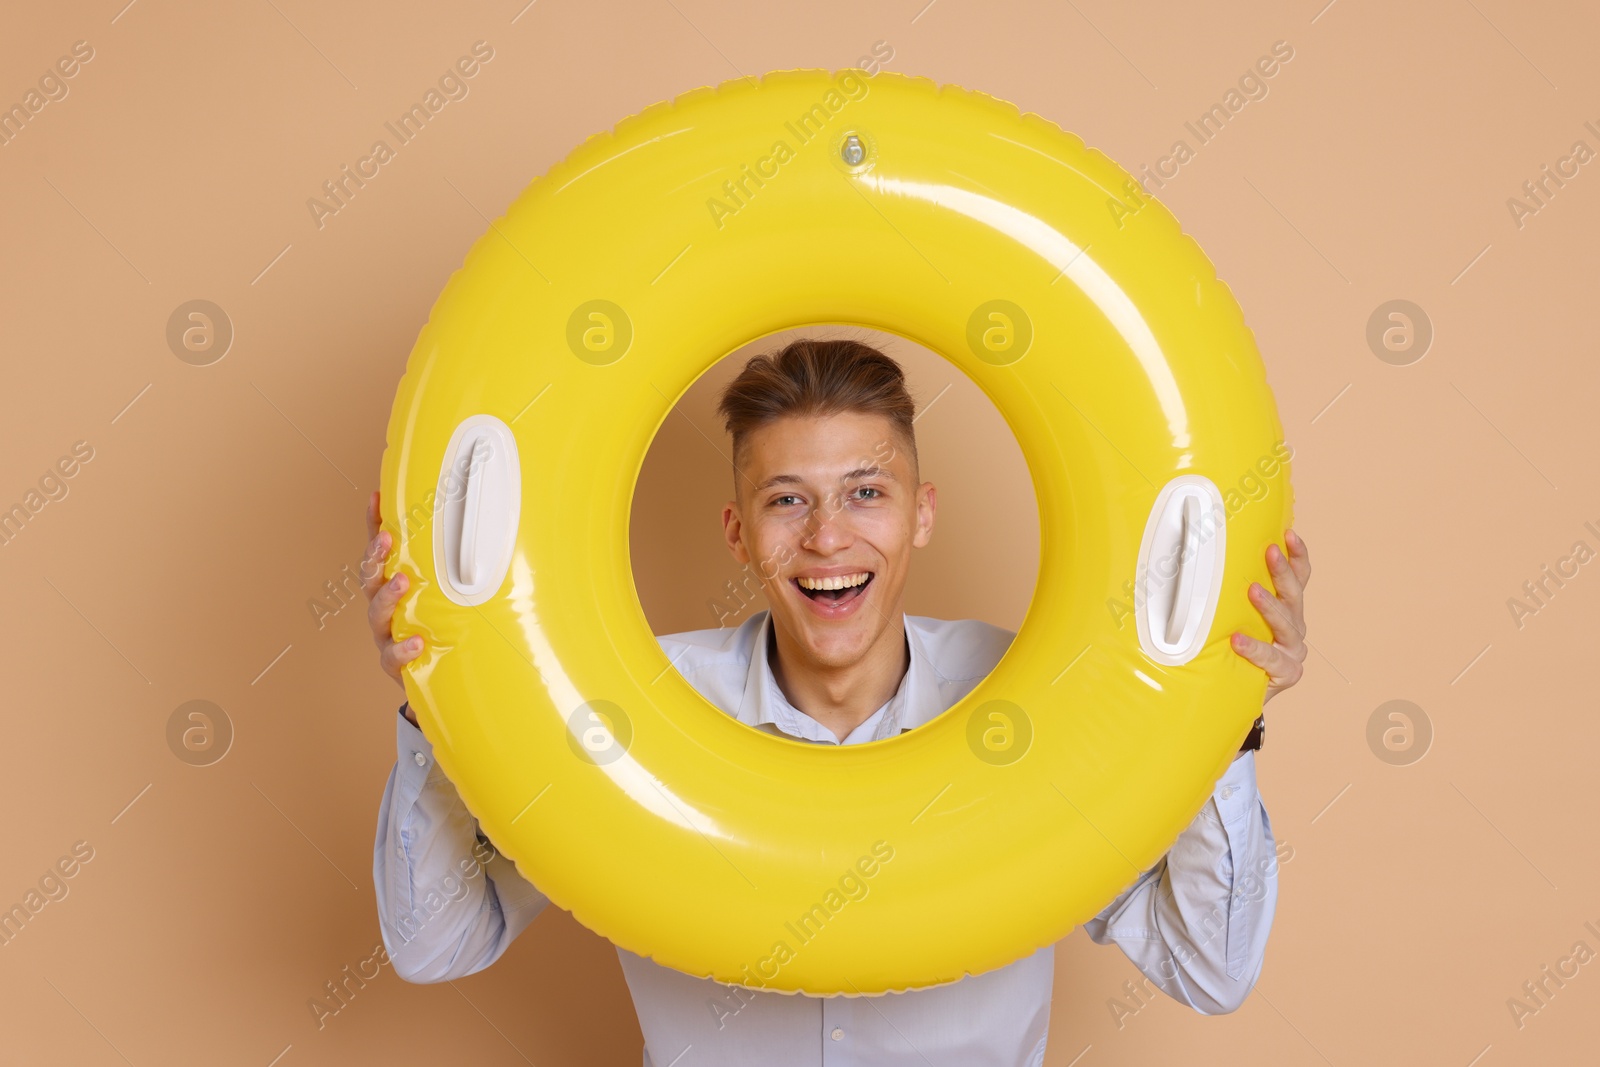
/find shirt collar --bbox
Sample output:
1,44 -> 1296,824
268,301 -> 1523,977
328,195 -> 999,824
735,610 -> 942,745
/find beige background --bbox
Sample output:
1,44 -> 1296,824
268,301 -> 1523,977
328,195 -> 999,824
2,0 -> 1596,1063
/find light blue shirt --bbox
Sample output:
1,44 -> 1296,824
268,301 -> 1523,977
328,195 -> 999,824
374,609 -> 1277,1066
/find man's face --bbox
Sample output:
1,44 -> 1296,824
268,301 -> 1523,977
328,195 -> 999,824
721,411 -> 936,671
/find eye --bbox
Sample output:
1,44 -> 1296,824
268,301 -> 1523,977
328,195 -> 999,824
771,494 -> 801,507
853,486 -> 882,500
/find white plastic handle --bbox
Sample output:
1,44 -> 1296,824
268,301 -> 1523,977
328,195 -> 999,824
458,437 -> 488,587
1135,475 -> 1225,665
434,415 -> 520,607
1165,494 -> 1201,644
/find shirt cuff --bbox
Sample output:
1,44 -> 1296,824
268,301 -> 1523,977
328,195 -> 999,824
1213,748 -> 1259,828
393,704 -> 442,811
393,704 -> 547,913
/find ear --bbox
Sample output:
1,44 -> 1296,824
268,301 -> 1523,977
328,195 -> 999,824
722,500 -> 751,564
911,481 -> 937,548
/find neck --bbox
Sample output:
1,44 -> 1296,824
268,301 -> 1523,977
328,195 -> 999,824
768,613 -> 910,742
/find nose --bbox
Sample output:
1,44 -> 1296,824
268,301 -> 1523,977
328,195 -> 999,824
801,492 -> 852,553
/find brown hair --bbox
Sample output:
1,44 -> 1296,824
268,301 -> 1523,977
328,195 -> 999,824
716,338 -> 919,495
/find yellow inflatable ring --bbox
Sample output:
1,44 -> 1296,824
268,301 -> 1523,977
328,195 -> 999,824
381,68 -> 1292,995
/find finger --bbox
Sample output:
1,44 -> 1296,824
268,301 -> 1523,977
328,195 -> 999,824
1230,631 -> 1304,685
1249,581 -> 1306,648
381,634 -> 424,677
359,528 -> 392,600
367,571 -> 409,643
1264,542 -> 1306,616
1284,527 -> 1312,587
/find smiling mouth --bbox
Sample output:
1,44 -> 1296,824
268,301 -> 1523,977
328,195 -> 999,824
794,572 -> 875,604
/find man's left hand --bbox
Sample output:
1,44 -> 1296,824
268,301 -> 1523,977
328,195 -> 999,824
1230,528 -> 1311,705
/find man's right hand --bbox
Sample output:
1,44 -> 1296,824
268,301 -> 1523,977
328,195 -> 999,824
364,491 -> 423,725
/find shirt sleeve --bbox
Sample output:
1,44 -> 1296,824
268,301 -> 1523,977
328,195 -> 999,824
373,704 -> 551,983
1080,748 -> 1278,1014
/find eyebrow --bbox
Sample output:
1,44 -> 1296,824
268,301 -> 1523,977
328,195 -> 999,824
755,466 -> 899,492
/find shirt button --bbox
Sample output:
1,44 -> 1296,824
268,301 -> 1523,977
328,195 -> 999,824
830,1028 -> 844,1041
413,751 -> 426,767
1220,785 -> 1234,800
396,846 -> 404,858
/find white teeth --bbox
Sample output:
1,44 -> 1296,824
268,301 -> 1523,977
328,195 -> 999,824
796,572 -> 871,591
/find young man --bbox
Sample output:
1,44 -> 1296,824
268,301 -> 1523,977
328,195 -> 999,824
365,339 -> 1312,1066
